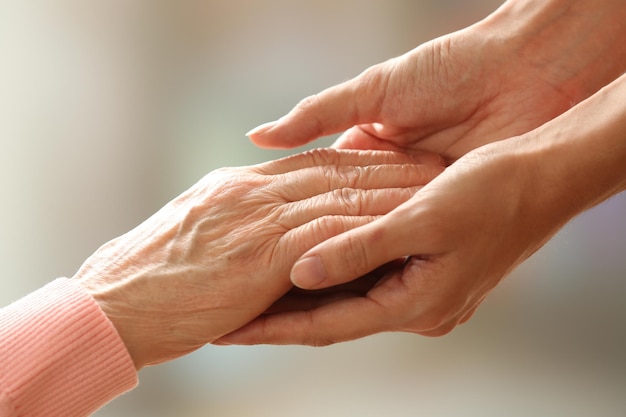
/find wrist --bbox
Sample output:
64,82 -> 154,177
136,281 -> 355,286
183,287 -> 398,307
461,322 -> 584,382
475,0 -> 626,103
473,74 -> 626,261
0,279 -> 138,415
76,278 -> 145,370
518,74 -> 626,222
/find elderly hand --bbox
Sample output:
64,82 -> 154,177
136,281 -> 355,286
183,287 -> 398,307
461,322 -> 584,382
230,0 -> 626,344
217,73 -> 626,346
247,1 -> 626,162
217,143 -> 537,344
72,148 -> 443,369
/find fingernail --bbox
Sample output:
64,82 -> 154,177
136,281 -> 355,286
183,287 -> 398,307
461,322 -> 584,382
246,120 -> 278,137
291,256 -> 327,289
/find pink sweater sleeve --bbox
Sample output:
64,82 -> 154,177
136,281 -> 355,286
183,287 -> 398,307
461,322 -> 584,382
0,278 -> 138,417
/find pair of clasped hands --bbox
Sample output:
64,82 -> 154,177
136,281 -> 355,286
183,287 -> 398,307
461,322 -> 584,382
74,0 -> 626,370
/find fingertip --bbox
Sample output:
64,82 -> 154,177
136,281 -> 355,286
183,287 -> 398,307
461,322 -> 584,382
247,121 -> 289,149
246,119 -> 312,150
246,120 -> 278,138
291,255 -> 328,289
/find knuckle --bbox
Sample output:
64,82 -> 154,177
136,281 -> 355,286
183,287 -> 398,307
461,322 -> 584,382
332,188 -> 364,216
303,147 -> 338,165
327,166 -> 361,189
296,94 -> 321,113
357,63 -> 386,95
295,94 -> 325,136
354,62 -> 390,116
306,218 -> 331,239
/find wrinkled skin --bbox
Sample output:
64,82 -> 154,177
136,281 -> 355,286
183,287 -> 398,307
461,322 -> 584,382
222,0 -> 626,345
217,142 -> 552,344
73,148 -> 443,368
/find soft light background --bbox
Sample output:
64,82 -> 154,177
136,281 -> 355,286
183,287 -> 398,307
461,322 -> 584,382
1,0 -> 625,416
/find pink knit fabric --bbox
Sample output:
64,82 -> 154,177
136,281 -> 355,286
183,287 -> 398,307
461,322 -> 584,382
0,278 -> 138,417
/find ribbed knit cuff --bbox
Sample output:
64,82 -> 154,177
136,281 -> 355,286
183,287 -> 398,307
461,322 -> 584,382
0,278 -> 138,417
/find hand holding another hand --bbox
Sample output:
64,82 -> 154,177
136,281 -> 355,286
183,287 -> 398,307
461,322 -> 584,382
72,148 -> 443,369
220,72 -> 626,346
218,142 -> 545,344
219,0 -> 626,347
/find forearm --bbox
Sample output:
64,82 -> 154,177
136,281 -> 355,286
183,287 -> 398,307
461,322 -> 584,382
478,0 -> 626,103
519,73 -> 626,231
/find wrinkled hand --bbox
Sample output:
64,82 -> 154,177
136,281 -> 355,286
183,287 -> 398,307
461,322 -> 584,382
223,0 -> 626,346
73,148 -> 443,368
220,71 -> 626,345
217,140 -> 566,345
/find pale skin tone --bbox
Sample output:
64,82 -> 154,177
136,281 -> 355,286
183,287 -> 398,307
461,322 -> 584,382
217,0 -> 626,345
73,148 -> 443,369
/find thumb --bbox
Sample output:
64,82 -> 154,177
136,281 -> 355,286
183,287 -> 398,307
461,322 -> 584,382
247,66 -> 386,149
291,214 -> 408,290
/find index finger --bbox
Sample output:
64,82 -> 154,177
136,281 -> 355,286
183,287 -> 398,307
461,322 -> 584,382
246,68 -> 381,149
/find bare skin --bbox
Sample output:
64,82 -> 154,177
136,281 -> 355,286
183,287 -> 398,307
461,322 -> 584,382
247,1 -> 626,162
218,0 -> 626,345
73,148 -> 443,368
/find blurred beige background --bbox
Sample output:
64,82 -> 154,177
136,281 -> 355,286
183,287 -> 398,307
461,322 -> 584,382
1,0 -> 625,416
